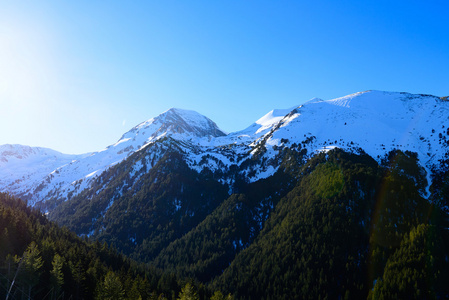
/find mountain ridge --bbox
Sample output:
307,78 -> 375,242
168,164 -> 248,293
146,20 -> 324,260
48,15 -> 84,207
0,107 -> 226,206
0,90 -> 448,207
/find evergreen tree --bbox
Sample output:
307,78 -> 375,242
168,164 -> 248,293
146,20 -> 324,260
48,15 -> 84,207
50,254 -> 64,300
15,241 -> 44,299
210,290 -> 233,300
96,271 -> 125,300
177,283 -> 199,300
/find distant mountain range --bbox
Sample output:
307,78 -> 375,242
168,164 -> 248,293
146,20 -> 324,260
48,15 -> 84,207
2,90 -> 449,299
1,90 -> 448,208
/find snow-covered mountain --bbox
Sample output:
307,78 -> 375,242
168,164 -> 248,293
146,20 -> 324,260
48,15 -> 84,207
0,145 -> 86,198
186,90 -> 449,183
1,91 -> 448,208
0,108 -> 225,206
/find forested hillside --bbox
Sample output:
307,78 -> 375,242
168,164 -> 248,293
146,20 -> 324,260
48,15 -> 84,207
36,148 -> 449,299
212,149 -> 449,299
49,140 -> 231,262
0,193 -> 223,300
2,146 -> 449,299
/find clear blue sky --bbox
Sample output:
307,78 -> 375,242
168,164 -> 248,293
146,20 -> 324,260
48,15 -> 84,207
1,1 -> 448,154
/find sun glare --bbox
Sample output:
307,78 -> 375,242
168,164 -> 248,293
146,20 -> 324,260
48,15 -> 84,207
0,14 -> 57,106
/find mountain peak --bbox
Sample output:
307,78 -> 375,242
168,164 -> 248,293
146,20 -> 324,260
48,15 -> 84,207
134,107 -> 226,139
113,108 -> 226,153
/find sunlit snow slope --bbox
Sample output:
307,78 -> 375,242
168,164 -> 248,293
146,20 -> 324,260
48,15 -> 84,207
259,91 -> 448,164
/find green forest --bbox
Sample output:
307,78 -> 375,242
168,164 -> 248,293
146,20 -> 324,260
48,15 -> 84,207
1,148 -> 449,299
0,193 -> 231,299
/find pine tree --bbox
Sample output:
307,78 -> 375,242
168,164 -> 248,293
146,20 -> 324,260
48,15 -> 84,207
96,271 -> 125,300
211,290 -> 233,300
15,242 -> 44,299
177,283 -> 199,300
50,254 -> 64,300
